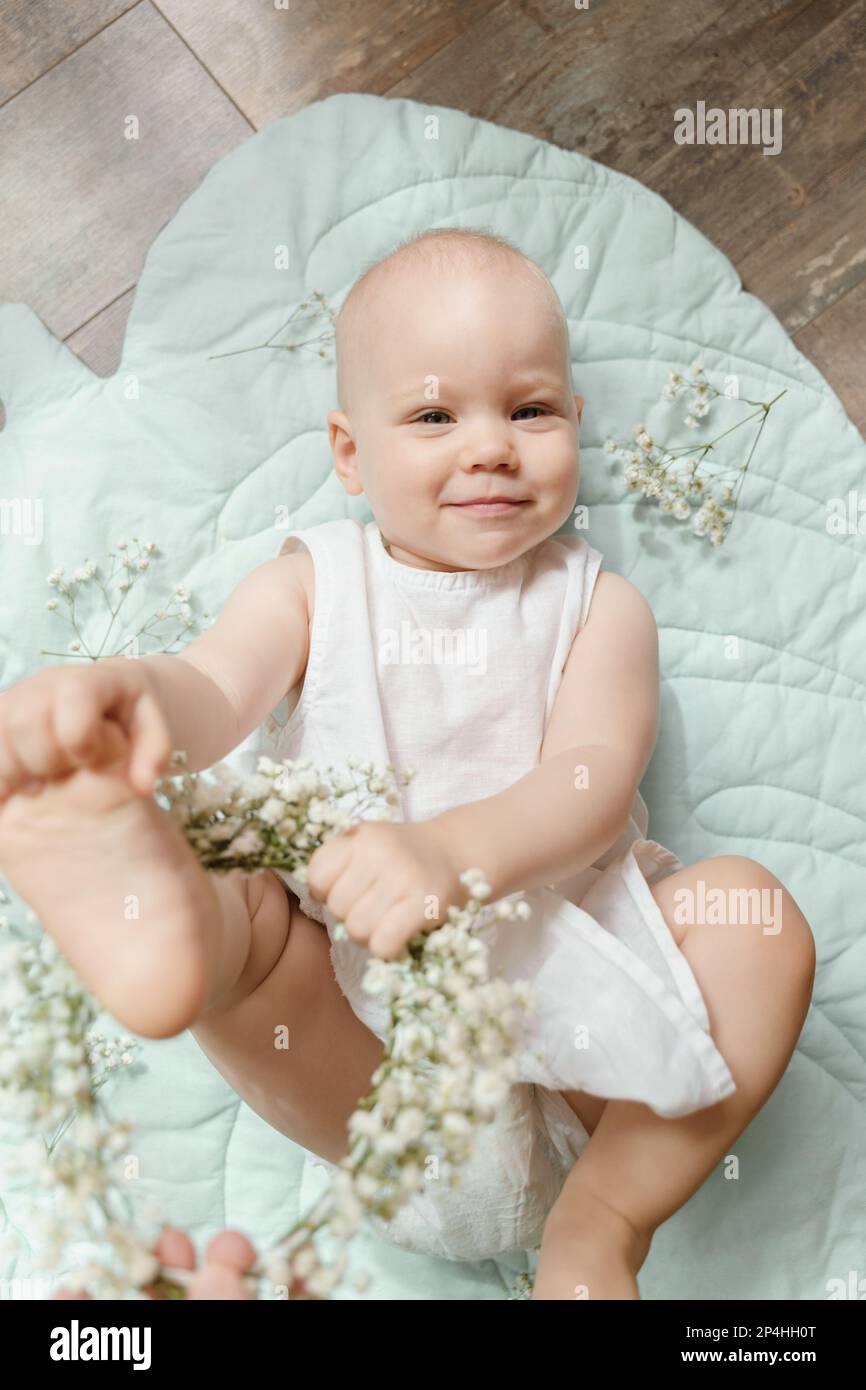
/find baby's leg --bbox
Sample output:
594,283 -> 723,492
534,855 -> 816,1300
191,870 -> 386,1162
0,764 -> 384,1163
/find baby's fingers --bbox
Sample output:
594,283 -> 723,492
124,690 -> 172,795
0,697 -> 63,794
188,1230 -> 257,1300
52,684 -> 127,774
187,1264 -> 254,1300
153,1225 -> 196,1270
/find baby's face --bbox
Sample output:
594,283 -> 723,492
329,265 -> 582,572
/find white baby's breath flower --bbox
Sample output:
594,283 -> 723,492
393,1107 -> 426,1143
256,755 -> 282,776
225,827 -> 265,858
256,796 -> 287,825
362,959 -> 394,997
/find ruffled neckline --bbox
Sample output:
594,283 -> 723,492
367,521 -> 529,591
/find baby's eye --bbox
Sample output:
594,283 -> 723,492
414,405 -> 550,425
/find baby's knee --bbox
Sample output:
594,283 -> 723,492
709,856 -> 815,981
658,855 -> 815,969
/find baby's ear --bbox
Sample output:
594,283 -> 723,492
327,408 -> 352,451
328,409 -> 365,497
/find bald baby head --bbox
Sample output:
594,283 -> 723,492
334,228 -> 571,419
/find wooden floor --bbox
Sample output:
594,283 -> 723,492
1,0 -> 863,433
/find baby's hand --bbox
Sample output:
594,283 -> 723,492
306,819 -> 468,959
51,1227 -> 258,1301
50,1226 -> 322,1300
0,663 -> 170,803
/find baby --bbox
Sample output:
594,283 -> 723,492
0,228 -> 815,1300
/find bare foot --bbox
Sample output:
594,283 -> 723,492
0,763 -> 221,1037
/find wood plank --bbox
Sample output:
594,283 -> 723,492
152,0 -> 502,127
386,0 -> 865,334
0,0 -> 139,105
736,146 -> 866,332
64,289 -> 136,378
3,0 -> 861,432
0,2 -> 252,339
645,0 -> 866,327
385,0 -> 859,173
794,280 -> 866,433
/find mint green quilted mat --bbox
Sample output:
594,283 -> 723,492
1,92 -> 863,1301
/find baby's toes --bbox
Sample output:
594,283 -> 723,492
188,1264 -> 254,1300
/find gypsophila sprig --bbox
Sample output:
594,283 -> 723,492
3,756 -> 537,1300
42,539 -> 210,662
153,750 -> 412,876
602,358 -> 787,547
0,921 -> 159,1299
250,867 -> 537,1300
208,290 -> 337,364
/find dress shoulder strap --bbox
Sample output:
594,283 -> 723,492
273,517 -> 368,730
545,530 -> 604,631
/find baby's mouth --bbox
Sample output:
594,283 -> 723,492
447,498 -> 530,515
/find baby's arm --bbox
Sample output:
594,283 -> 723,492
429,570 -> 660,901
98,551 -> 313,777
